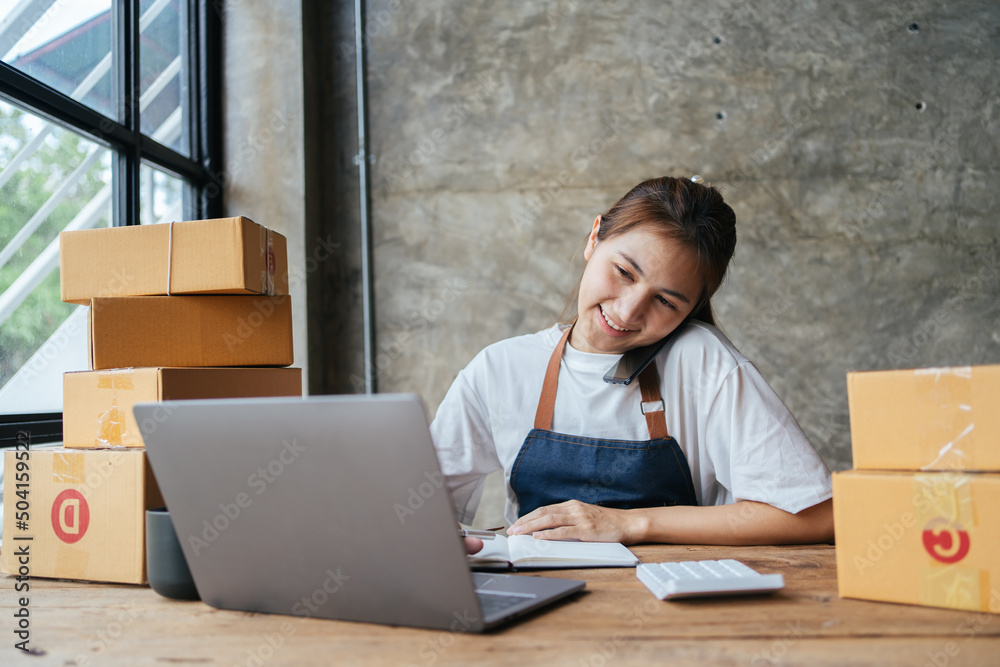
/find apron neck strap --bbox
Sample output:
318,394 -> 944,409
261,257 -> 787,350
533,324 -> 669,440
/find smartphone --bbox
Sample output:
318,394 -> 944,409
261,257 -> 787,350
602,317 -> 691,385
602,336 -> 673,385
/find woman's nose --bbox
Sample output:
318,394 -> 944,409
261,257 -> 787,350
615,291 -> 644,327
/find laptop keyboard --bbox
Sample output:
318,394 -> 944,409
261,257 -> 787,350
475,590 -> 534,617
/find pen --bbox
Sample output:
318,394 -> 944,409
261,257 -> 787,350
459,528 -> 497,540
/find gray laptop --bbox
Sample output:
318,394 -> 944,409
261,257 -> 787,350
135,394 -> 584,631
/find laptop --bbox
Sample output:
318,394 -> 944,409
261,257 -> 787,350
135,394 -> 584,631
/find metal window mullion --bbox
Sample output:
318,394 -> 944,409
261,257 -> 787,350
0,63 -> 133,148
198,0 -> 222,219
113,0 -> 141,227
140,134 -> 210,185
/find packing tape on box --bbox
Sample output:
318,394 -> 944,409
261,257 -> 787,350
914,473 -> 986,610
922,565 -> 985,611
56,543 -> 90,579
260,224 -> 275,295
166,220 -> 176,296
96,369 -> 134,390
95,369 -> 133,448
53,451 -> 86,484
914,367 -> 974,471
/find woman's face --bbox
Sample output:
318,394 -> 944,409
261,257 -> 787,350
570,218 -> 704,355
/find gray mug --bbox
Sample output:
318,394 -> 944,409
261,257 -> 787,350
146,507 -> 200,600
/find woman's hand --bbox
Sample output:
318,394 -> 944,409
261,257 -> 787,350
507,500 -> 647,544
463,537 -> 484,554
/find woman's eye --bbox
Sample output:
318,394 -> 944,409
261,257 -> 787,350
615,265 -> 631,280
657,295 -> 677,310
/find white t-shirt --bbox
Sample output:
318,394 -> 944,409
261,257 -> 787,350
429,321 -> 833,525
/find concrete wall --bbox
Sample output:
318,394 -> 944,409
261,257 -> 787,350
229,2 -> 1000,505
358,0 -> 999,471
222,2 -> 310,389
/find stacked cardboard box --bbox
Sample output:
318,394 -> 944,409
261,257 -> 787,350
1,217 -> 303,584
834,365 -> 1000,613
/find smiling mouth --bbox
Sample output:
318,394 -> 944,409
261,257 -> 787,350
600,305 -> 634,332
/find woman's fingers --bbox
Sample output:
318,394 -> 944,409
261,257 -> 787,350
509,500 -> 632,542
463,537 -> 484,554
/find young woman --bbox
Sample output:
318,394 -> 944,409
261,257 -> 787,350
433,176 -> 833,546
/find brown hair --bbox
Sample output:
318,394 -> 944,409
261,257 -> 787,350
563,176 -> 737,326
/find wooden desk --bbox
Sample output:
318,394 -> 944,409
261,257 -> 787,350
3,544 -> 998,666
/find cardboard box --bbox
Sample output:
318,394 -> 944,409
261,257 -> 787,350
834,470 -> 1000,613
847,365 -> 1000,472
88,295 -> 293,369
63,367 -> 303,448
1,448 -> 164,584
60,217 -> 288,304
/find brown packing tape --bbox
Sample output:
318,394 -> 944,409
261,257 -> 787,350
56,543 -> 90,580
914,367 -> 974,470
166,220 -> 176,295
95,369 -> 133,448
96,369 -> 134,390
53,451 -> 85,484
259,223 -> 267,294
267,228 -> 274,295
980,572 -> 993,611
921,567 -> 982,611
258,224 -> 275,296
96,399 -> 126,448
914,473 -> 975,528
914,474 -> 982,610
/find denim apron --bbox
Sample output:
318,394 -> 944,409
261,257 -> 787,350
510,325 -> 698,517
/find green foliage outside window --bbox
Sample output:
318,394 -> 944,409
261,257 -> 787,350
0,102 -> 110,387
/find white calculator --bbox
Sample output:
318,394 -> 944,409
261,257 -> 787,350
636,559 -> 785,600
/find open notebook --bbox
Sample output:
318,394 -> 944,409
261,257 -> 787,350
469,534 -> 639,570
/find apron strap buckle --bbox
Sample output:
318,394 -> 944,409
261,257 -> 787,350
640,400 -> 665,415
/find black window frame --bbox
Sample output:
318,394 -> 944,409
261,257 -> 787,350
0,0 -> 222,447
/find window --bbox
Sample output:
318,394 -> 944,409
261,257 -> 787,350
0,0 -> 220,451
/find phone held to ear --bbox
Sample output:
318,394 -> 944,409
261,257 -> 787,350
602,316 -> 693,385
602,336 -> 672,385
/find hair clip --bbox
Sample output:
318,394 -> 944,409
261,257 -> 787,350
690,175 -> 704,184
